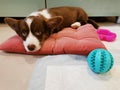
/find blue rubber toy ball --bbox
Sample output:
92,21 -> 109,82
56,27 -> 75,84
87,49 -> 114,74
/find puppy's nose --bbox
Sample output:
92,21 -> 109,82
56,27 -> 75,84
27,44 -> 35,51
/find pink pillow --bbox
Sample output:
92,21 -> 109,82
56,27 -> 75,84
0,24 -> 106,55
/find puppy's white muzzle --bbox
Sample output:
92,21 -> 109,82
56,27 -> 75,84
23,32 -> 41,52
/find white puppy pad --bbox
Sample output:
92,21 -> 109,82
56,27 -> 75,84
45,65 -> 120,90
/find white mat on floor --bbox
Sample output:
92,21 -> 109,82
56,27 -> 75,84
45,65 -> 120,90
28,55 -> 87,90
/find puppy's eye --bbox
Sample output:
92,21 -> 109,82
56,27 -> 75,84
21,31 -> 28,37
35,31 -> 41,36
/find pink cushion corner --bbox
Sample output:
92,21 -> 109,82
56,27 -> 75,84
0,35 -> 26,53
0,24 -> 106,55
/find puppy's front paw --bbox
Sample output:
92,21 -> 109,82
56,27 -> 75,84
71,22 -> 81,29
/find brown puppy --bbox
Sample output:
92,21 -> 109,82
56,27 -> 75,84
4,6 -> 99,52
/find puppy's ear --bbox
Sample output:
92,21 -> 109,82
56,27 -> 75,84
4,18 -> 19,32
46,16 -> 63,30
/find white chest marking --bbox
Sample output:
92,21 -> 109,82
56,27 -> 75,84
28,9 -> 51,19
39,9 -> 51,19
